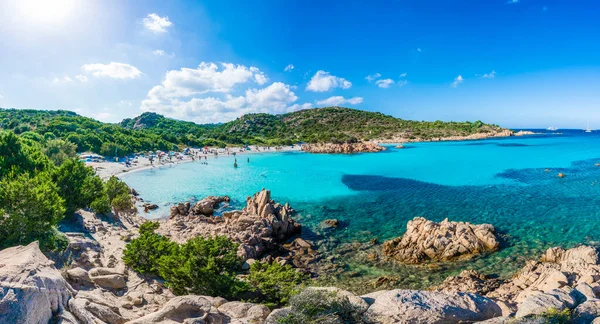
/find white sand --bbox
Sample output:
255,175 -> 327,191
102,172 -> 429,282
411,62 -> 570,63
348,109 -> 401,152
88,145 -> 302,179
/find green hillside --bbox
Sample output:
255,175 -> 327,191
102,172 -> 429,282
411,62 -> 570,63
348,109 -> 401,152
0,107 -> 505,156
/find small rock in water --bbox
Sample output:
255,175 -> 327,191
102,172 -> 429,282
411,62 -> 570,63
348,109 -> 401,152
558,172 -> 565,178
321,219 -> 340,229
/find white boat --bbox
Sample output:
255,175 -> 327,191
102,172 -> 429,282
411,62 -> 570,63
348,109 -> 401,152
547,126 -> 558,131
585,121 -> 592,133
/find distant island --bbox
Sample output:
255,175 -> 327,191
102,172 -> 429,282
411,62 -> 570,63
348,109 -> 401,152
0,106 -> 509,156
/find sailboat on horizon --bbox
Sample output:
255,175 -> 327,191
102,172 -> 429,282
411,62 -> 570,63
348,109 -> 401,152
585,121 -> 592,133
547,126 -> 558,131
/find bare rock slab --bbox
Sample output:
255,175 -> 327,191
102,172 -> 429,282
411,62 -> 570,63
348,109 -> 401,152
0,242 -> 74,324
363,289 -> 502,323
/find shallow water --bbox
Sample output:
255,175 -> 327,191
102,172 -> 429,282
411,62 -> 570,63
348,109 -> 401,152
121,130 -> 600,290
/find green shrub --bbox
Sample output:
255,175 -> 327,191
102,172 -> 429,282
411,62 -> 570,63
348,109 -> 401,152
90,194 -> 111,215
277,289 -> 365,324
0,172 -> 66,250
122,222 -> 176,275
157,236 -> 246,298
53,158 -> 105,215
104,176 -> 133,217
43,139 -> 77,166
248,261 -> 309,307
537,307 -> 571,324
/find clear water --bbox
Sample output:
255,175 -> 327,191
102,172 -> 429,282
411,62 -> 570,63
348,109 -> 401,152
121,130 -> 600,291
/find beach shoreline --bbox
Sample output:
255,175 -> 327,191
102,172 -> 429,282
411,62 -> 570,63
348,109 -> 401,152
91,131 -> 543,179
88,145 -> 302,179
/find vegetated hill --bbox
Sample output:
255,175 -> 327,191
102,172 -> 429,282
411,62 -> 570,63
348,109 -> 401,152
0,108 -> 177,156
1,106 -> 505,156
123,107 -> 505,145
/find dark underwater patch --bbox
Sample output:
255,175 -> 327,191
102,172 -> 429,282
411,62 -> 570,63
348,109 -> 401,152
342,174 -> 444,192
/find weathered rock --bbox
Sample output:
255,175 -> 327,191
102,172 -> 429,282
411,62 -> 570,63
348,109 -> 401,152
190,196 -> 229,216
301,141 -> 385,154
127,295 -> 213,323
88,267 -> 127,290
572,283 -> 598,304
489,246 -> 600,303
0,242 -> 74,324
363,289 -> 502,323
321,219 -> 340,229
160,189 -> 302,262
66,267 -> 93,285
573,299 -> 600,324
515,291 -> 573,318
169,202 -> 191,218
264,307 -> 292,324
90,274 -> 127,290
382,217 -> 499,264
432,269 -> 505,295
69,297 -> 125,324
217,301 -> 270,321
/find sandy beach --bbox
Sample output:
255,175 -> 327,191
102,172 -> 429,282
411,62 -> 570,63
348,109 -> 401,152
88,145 -> 302,179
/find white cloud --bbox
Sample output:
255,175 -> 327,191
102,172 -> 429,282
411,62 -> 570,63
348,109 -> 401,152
284,64 -> 295,72
145,62 -> 266,100
52,76 -> 73,84
365,73 -> 381,82
400,73 -> 407,78
397,80 -> 408,87
306,70 -> 352,92
93,112 -> 115,122
506,0 -> 519,4
254,73 -> 268,85
376,79 -> 395,88
141,62 -> 298,123
141,82 -> 298,123
118,100 -> 133,107
153,49 -> 166,56
75,74 -> 88,82
143,13 -> 172,33
316,96 -> 363,106
245,82 -> 297,112
417,48 -> 422,52
482,70 -> 496,79
287,103 -> 312,112
82,62 -> 142,79
451,75 -> 464,88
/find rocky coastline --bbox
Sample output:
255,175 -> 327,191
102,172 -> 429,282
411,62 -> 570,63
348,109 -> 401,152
4,188 -> 600,323
300,129 -> 536,154
376,129 -> 517,144
301,141 -> 386,153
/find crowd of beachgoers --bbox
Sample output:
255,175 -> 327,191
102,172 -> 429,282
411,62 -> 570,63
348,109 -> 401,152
84,145 -> 302,179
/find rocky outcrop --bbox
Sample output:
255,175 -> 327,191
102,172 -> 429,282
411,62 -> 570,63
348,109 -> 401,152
382,217 -> 499,264
301,141 -> 385,153
363,289 -> 502,323
0,242 -> 74,324
169,196 -> 231,219
377,129 -> 514,144
432,269 -> 505,295
161,189 -> 302,261
128,295 -> 270,323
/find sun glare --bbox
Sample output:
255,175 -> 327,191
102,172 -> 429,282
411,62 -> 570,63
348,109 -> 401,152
16,0 -> 78,25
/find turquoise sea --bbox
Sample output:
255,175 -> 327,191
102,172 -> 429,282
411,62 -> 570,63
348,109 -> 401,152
121,130 -> 600,291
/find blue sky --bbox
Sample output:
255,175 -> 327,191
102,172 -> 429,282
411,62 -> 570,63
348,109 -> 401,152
0,0 -> 598,128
